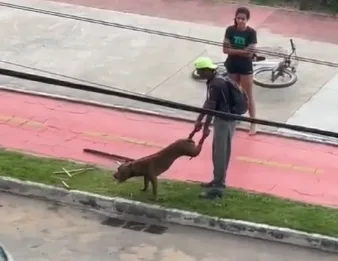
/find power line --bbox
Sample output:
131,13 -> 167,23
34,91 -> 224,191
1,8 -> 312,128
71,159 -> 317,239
1,66 -> 338,139
0,59 -> 178,104
0,59 -> 141,96
1,2 -> 338,67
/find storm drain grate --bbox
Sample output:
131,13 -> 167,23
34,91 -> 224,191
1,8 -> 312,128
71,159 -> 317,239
144,224 -> 168,234
101,217 -> 168,235
102,217 -> 125,227
122,221 -> 146,231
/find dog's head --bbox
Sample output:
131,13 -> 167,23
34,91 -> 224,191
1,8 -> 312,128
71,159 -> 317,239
174,138 -> 202,157
113,161 -> 135,183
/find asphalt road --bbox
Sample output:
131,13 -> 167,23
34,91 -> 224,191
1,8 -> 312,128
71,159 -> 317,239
0,193 -> 337,261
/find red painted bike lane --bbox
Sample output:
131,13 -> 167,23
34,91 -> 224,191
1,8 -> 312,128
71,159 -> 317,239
1,90 -> 338,208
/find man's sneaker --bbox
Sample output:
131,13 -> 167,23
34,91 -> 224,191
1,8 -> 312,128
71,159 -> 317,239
200,181 -> 215,188
200,182 -> 226,189
198,189 -> 223,200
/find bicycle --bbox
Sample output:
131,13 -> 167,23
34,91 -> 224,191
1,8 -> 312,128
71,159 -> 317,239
191,39 -> 298,89
0,243 -> 13,261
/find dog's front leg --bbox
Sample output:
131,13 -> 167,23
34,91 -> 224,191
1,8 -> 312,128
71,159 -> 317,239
150,176 -> 158,198
141,175 -> 149,192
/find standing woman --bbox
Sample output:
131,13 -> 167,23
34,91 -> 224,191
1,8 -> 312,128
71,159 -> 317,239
223,7 -> 257,135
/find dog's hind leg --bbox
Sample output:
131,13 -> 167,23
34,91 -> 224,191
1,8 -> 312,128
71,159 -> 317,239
141,176 -> 150,192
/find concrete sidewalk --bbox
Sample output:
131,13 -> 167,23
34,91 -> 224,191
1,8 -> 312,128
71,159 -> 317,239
50,0 -> 338,44
3,193 -> 337,261
0,0 -> 338,138
1,90 -> 338,207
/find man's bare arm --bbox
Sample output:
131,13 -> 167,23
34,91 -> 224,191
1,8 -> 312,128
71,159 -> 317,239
202,87 -> 218,131
195,100 -> 208,123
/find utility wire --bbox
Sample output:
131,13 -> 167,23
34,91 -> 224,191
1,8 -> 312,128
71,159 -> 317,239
0,59 -> 142,96
1,2 -> 338,67
0,59 -> 178,104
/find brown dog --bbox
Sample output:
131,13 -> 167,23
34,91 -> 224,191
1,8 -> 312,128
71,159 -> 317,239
113,138 -> 204,198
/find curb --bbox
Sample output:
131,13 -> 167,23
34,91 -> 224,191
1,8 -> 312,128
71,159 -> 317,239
1,176 -> 338,253
1,86 -> 338,147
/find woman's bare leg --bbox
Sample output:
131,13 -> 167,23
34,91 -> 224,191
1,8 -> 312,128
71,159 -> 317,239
229,73 -> 240,85
240,74 -> 256,135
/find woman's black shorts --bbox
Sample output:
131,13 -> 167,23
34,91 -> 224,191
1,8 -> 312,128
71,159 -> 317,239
225,58 -> 253,75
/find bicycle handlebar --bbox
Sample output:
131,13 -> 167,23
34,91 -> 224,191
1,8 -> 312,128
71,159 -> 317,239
286,39 -> 296,60
290,39 -> 296,52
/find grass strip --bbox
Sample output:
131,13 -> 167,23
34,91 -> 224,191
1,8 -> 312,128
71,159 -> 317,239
1,149 -> 338,237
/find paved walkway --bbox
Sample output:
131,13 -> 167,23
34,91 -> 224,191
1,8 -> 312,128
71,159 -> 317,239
1,90 -> 338,208
3,193 -> 337,261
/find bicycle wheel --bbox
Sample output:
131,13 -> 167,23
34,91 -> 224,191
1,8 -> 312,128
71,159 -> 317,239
253,67 -> 297,88
191,62 -> 227,81
191,68 -> 205,80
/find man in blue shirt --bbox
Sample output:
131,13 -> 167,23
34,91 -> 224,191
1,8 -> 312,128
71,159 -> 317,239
193,57 -> 236,200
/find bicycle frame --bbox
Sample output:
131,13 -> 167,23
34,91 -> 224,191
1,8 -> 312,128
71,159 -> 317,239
270,39 -> 297,82
215,58 -> 282,74
253,59 -> 280,69
255,40 -> 296,70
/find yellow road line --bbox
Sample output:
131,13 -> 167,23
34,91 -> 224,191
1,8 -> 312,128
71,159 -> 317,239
237,156 -> 323,174
82,131 -> 163,148
0,114 -> 323,174
0,115 -> 45,129
83,131 -> 322,174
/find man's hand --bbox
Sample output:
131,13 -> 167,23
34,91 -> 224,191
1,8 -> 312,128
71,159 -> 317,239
194,121 -> 203,132
189,121 -> 203,140
202,127 -> 210,137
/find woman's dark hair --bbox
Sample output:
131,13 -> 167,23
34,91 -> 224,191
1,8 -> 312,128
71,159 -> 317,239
234,7 -> 251,26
